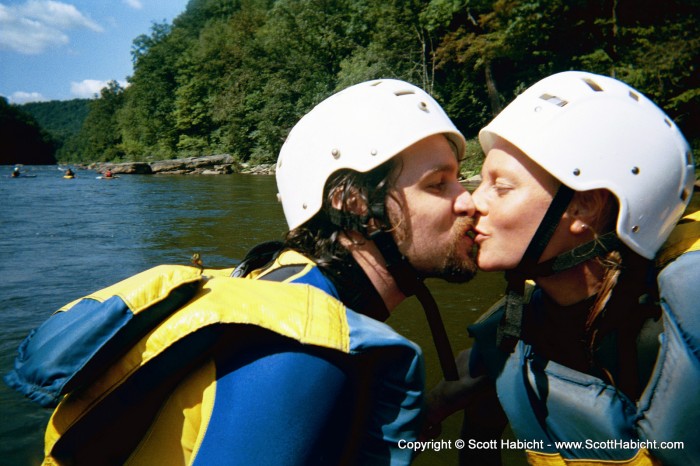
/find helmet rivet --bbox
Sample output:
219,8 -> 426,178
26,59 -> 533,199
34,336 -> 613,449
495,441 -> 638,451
302,203 -> 308,210
573,168 -> 581,176
534,106 -> 542,112
631,166 -> 640,175
370,149 -> 378,156
632,225 -> 640,233
418,102 -> 428,112
331,149 -> 340,159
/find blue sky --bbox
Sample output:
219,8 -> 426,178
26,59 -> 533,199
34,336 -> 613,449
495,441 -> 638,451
1,0 -> 189,104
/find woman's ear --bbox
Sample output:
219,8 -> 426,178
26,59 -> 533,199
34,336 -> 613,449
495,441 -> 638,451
568,189 -> 613,235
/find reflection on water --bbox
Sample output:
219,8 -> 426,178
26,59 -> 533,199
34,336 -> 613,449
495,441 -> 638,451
0,166 -> 549,465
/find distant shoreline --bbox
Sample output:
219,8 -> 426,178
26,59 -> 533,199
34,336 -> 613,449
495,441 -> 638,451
84,154 -> 276,176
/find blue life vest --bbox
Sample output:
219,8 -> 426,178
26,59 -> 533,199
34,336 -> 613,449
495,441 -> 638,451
469,212 -> 700,465
5,250 -> 425,465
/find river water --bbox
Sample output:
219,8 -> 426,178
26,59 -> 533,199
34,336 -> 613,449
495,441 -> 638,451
0,165 -> 512,465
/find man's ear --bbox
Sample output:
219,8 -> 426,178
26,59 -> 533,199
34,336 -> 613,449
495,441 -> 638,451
567,189 -> 613,235
330,186 -> 368,215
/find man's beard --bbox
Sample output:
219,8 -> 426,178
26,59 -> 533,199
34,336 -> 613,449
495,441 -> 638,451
394,214 -> 478,283
428,217 -> 477,283
435,254 -> 477,283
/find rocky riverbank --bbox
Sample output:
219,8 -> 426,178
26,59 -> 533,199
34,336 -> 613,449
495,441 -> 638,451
88,154 -> 276,176
82,156 -> 700,192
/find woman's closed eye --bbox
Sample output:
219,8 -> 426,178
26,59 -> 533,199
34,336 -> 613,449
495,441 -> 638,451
493,182 -> 513,195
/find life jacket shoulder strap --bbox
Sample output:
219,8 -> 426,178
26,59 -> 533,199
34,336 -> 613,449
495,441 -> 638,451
656,209 -> 700,268
4,265 -> 204,408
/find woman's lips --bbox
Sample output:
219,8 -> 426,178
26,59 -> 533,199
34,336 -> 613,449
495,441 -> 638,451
474,231 -> 488,244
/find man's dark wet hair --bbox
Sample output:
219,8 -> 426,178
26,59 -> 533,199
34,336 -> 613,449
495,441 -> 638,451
283,157 -> 400,288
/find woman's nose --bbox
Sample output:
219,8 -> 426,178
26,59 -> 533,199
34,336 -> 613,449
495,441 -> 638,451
471,184 -> 487,215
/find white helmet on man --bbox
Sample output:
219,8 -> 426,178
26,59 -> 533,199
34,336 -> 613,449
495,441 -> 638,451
276,79 -> 466,230
480,71 -> 694,259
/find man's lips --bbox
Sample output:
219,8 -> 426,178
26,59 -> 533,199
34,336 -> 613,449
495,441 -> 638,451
460,221 -> 476,249
463,232 -> 475,249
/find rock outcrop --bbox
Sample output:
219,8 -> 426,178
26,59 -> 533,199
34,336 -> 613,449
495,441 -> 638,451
93,154 -> 247,176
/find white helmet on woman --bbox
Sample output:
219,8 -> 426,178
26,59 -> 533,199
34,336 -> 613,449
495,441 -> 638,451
480,71 -> 694,259
276,79 -> 466,230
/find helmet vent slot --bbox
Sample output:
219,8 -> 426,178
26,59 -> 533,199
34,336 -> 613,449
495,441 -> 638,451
629,91 -> 639,101
686,151 -> 694,166
394,90 -> 416,96
681,189 -> 689,202
582,78 -> 603,91
540,93 -> 568,107
664,118 -> 672,128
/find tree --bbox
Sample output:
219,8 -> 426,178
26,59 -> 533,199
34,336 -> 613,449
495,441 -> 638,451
608,1 -> 700,138
0,97 -> 56,165
230,0 -> 360,162
120,22 -> 182,159
61,0 -> 699,164
21,99 -> 90,161
74,81 -> 125,162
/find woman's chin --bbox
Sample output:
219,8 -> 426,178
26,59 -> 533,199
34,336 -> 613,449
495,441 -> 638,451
476,254 -> 514,273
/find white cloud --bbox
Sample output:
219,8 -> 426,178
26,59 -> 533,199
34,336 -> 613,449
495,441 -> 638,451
122,0 -> 143,10
0,1 -> 103,55
23,0 -> 102,31
70,79 -> 127,98
9,91 -> 47,104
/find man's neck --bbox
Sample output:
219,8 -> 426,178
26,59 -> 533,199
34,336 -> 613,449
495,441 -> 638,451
340,233 -> 406,312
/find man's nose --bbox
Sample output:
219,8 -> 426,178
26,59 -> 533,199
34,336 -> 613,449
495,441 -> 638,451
454,188 -> 475,217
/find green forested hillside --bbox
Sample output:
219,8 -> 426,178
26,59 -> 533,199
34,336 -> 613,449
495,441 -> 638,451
0,97 -> 56,165
21,99 -> 90,160
62,0 -> 700,164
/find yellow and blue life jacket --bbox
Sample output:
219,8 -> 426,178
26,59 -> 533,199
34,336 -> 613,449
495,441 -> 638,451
5,249 -> 425,465
468,211 -> 700,466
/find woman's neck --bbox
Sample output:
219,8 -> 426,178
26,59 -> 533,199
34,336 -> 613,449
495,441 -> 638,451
535,259 -> 605,306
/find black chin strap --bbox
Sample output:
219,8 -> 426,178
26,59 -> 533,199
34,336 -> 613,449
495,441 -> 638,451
530,231 -> 622,277
370,230 -> 459,381
497,185 -> 574,352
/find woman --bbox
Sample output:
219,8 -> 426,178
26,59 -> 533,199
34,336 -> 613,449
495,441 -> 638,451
427,71 -> 698,465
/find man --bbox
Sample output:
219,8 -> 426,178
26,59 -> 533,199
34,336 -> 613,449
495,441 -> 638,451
6,79 -> 476,465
